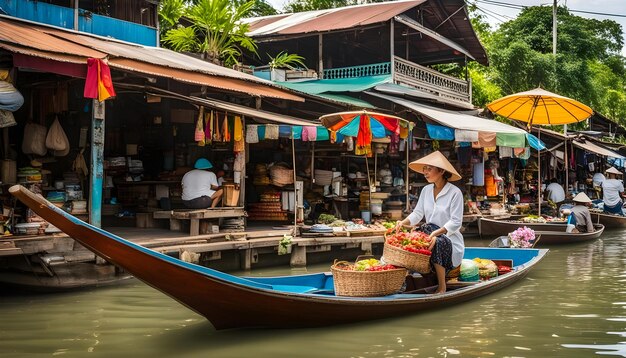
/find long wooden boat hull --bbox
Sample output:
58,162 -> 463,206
533,224 -> 604,245
10,185 -> 548,330
590,212 -> 626,228
478,217 -> 567,238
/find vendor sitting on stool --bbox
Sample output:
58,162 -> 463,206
568,192 -> 594,233
181,158 -> 223,209
602,167 -> 625,215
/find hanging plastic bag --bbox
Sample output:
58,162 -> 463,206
0,109 -> 17,128
194,107 -> 205,142
22,122 -> 48,156
46,117 -> 70,154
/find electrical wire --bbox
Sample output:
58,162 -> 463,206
475,0 -> 626,19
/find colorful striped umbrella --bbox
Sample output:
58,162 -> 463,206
319,111 -> 403,156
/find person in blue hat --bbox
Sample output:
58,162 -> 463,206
181,158 -> 223,208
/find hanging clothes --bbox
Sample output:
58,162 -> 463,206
205,111 -> 212,144
257,125 -> 266,141
499,146 -> 513,159
279,125 -> 291,138
316,127 -> 330,141
292,126 -> 302,139
213,112 -> 222,142
246,125 -> 259,143
476,132 -> 497,148
194,107 -> 205,142
233,116 -> 243,141
265,124 -> 279,139
455,129 -> 479,143
222,113 -> 231,142
302,126 -> 317,141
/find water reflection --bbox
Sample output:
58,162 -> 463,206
1,231 -> 626,357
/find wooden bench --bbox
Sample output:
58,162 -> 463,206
153,207 -> 246,236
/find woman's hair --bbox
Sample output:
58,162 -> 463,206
439,168 -> 451,180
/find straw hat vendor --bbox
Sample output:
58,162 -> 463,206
569,192 -> 594,233
181,158 -> 224,209
602,167 -> 625,216
394,151 -> 464,294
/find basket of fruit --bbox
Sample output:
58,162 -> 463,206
383,230 -> 432,274
331,257 -> 407,297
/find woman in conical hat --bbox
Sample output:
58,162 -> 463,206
602,167 -> 625,216
394,151 -> 463,294
568,192 -> 594,233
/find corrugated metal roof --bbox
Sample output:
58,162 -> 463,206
246,0 -> 425,36
573,139 -> 624,159
0,16 -> 303,101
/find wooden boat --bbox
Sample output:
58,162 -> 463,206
9,185 -> 548,330
489,224 -> 604,246
533,224 -> 604,245
478,217 -> 567,238
590,212 -> 626,228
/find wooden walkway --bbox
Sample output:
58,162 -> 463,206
0,226 -> 386,269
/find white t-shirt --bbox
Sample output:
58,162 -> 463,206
593,173 -> 606,187
407,182 -> 464,267
602,178 -> 624,207
545,182 -> 565,203
181,169 -> 219,201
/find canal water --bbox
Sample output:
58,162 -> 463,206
1,231 -> 626,357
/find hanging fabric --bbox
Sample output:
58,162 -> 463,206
265,124 -> 279,140
233,116 -> 243,141
45,116 -> 70,156
279,125 -> 291,138
302,126 -> 317,141
455,129 -> 479,143
194,107 -> 205,142
316,127 -> 329,141
84,58 -> 116,101
476,131 -> 497,148
246,125 -> 259,143
426,124 -> 454,140
257,125 -> 266,140
292,126 -> 302,139
222,113 -> 231,142
203,111 -> 211,144
213,112 -> 222,142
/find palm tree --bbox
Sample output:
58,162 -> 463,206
160,0 -> 257,67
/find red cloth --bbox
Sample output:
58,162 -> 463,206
84,58 -> 116,101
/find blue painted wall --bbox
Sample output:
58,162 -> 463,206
0,0 -> 157,46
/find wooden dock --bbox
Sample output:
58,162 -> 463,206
0,226 -> 388,290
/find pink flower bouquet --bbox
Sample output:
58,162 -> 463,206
508,226 -> 535,248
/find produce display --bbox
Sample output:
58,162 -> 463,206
497,265 -> 512,275
460,259 -> 479,281
473,258 -> 498,279
335,258 -> 398,272
385,231 -> 432,255
520,215 -> 547,223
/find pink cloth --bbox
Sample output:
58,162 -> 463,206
302,126 -> 317,141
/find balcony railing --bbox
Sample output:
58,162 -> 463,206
0,0 -> 157,46
393,56 -> 470,104
321,57 -> 471,104
323,62 -> 391,79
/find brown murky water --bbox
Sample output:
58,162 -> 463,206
1,232 -> 626,357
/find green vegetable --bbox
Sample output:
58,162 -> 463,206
317,214 -> 337,224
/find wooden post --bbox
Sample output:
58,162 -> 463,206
318,34 -> 323,79
74,0 -> 79,31
89,100 -> 105,227
390,19 -> 395,82
292,135 -> 298,233
290,245 -> 306,267
406,132 -> 410,212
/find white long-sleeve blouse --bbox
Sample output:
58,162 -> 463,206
407,182 -> 465,267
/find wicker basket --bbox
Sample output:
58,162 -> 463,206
331,261 -> 407,297
269,164 -> 294,187
382,242 -> 431,274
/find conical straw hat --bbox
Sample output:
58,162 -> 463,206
605,167 -> 622,176
572,192 -> 592,203
409,151 -> 462,182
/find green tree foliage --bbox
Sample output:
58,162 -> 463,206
159,0 -> 258,67
233,0 -> 278,17
469,5 -> 626,128
284,0 -> 354,12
